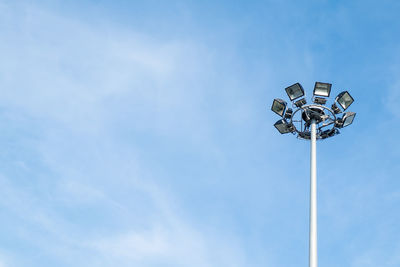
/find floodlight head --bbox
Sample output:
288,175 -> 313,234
285,83 -> 305,101
274,119 -> 294,134
313,97 -> 327,105
271,98 -> 287,117
336,91 -> 354,111
313,82 -> 332,97
294,98 -> 307,108
342,112 -> 356,127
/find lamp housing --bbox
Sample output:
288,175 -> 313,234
342,112 -> 356,127
274,119 -> 294,134
336,91 -> 354,111
285,83 -> 305,101
313,82 -> 332,97
271,98 -> 287,117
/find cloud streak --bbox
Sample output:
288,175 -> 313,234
0,2 -> 253,266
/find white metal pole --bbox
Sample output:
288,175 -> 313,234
309,120 -> 318,267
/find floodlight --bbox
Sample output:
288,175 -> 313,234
336,91 -> 354,111
313,82 -> 331,97
274,119 -> 294,134
331,103 -> 341,114
271,98 -> 287,117
313,97 -> 327,105
294,98 -> 307,108
342,112 -> 356,127
285,83 -> 305,101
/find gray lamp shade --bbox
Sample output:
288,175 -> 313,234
271,98 -> 287,117
285,83 -> 305,101
336,91 -> 354,111
342,112 -> 356,127
313,82 -> 332,97
274,119 -> 293,134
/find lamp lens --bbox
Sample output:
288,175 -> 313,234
343,113 -> 355,127
274,119 -> 291,134
272,99 -> 286,116
276,124 -> 287,133
338,92 -> 354,110
285,83 -> 304,101
314,82 -> 331,97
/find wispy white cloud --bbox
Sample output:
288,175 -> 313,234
0,2 -> 254,266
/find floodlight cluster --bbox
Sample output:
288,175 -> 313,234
271,82 -> 356,140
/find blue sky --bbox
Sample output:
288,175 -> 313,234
0,0 -> 400,266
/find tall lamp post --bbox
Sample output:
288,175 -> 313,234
271,82 -> 356,267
